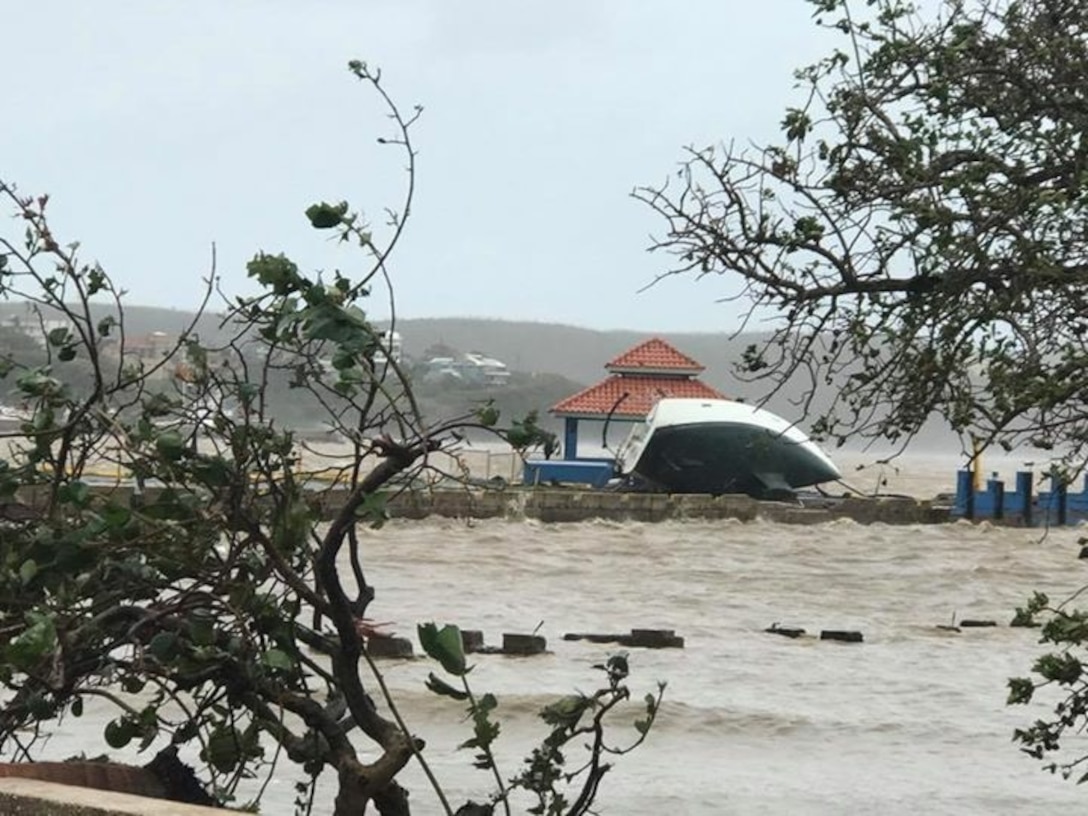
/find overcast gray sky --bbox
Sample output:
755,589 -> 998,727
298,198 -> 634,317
4,1 -> 832,332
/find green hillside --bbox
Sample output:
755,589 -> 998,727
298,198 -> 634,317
6,303 -> 949,445
384,317 -> 768,395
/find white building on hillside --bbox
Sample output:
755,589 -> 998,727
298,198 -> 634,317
421,350 -> 511,387
375,330 -> 403,366
464,352 -> 510,386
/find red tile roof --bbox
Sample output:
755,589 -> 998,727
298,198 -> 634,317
551,375 -> 727,418
606,338 -> 704,373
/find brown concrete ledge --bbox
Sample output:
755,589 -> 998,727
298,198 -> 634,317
0,778 -> 225,815
71,485 -> 951,525
374,488 -> 952,525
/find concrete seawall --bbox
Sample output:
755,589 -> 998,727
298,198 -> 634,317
62,484 -> 951,525
345,488 -> 952,525
12,482 -> 952,526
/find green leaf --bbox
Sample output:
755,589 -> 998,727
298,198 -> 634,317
16,369 -> 60,398
354,491 -> 389,529
191,456 -> 233,488
134,705 -> 159,751
104,718 -> 133,749
155,430 -> 187,461
475,401 -> 500,428
18,559 -> 37,584
58,480 -> 90,507
189,617 -> 215,647
305,201 -> 349,229
87,267 -> 107,296
203,726 -> 242,774
1008,676 -> 1035,705
418,622 -> 467,676
304,303 -> 370,345
541,694 -> 588,728
237,382 -> 258,403
27,692 -> 53,719
148,632 -> 179,662
99,502 -> 132,529
6,613 -> 57,668
425,672 -> 469,701
175,720 -> 199,743
247,252 -> 301,295
46,327 -> 70,347
262,648 -> 295,671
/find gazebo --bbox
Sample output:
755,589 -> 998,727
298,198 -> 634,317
550,337 -> 728,460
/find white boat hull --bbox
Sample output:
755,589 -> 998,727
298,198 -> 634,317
615,398 -> 841,497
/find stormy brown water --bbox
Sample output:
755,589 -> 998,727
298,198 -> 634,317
25,452 -> 1088,813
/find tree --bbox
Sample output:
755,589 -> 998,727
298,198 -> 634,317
0,62 -> 658,815
635,0 -> 1088,786
636,0 -> 1088,460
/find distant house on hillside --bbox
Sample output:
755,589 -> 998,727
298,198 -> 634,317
374,330 -> 403,367
463,351 -> 510,385
125,331 -> 174,366
421,350 -> 510,387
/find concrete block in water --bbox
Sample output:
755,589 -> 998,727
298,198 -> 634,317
563,632 -> 625,644
620,628 -> 685,649
564,629 -> 685,648
765,624 -> 807,639
366,636 -> 414,658
502,633 -> 547,655
820,630 -> 864,643
460,629 -> 485,653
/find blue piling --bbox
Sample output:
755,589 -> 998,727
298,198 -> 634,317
1016,471 -> 1033,526
988,475 -> 1005,521
956,470 -> 974,520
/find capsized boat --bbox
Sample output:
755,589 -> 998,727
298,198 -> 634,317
614,398 -> 841,498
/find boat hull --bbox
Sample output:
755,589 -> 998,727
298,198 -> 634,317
616,399 -> 841,497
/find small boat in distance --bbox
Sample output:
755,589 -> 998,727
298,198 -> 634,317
614,398 -> 841,498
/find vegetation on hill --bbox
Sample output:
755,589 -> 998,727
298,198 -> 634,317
387,317 -> 771,395
411,371 -> 585,438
